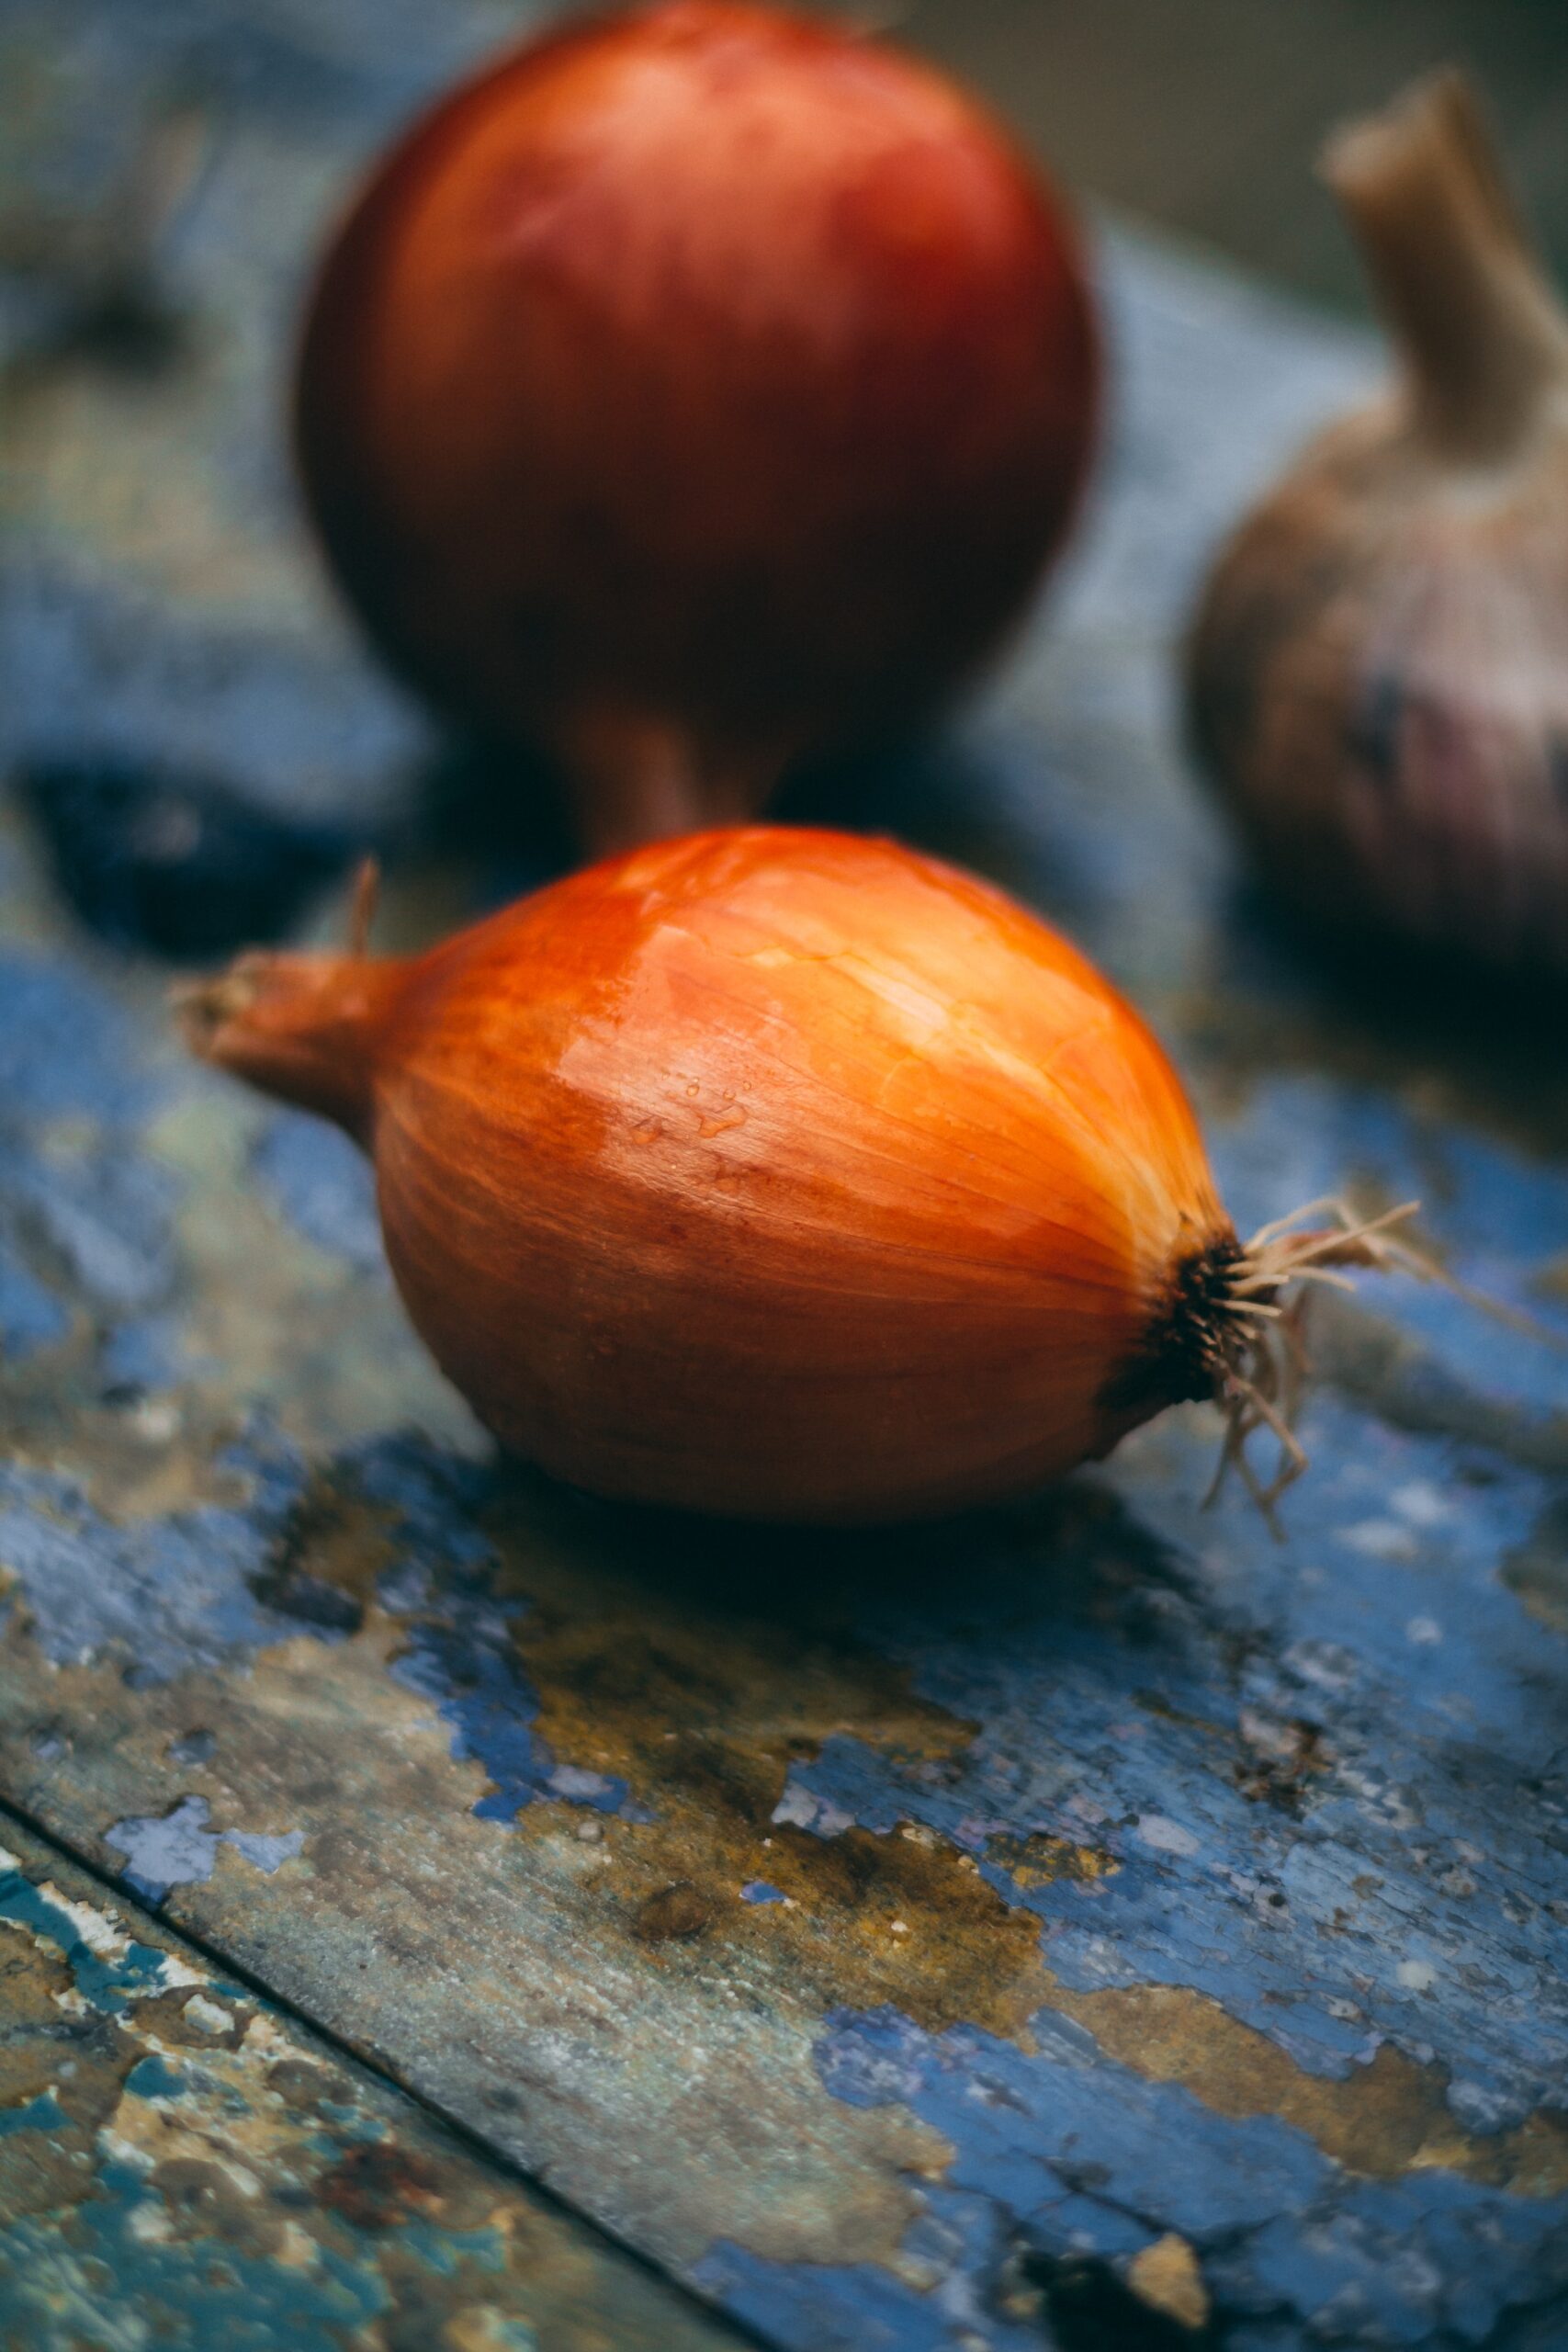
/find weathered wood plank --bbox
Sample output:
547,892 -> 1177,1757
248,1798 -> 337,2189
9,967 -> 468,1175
5,5 -> 1568,2349
0,1812 -> 753,2351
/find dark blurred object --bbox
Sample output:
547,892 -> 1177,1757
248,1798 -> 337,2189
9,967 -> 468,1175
294,1 -> 1100,856
15,756 -> 357,960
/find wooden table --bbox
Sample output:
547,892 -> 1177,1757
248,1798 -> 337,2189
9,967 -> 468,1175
4,5 -> 1568,2347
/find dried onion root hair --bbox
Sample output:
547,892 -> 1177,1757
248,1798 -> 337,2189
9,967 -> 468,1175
1202,1194 -> 1536,1530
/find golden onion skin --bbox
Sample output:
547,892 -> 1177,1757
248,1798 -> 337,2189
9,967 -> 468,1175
192,830 -> 1234,1522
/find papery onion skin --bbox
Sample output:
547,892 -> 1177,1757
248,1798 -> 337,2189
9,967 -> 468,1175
294,2 -> 1100,854
1186,74 -> 1568,978
190,829 -> 1236,1524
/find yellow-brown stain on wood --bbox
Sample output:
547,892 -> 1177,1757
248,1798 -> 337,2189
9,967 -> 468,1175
1,1608 -> 955,2274
983,1828 -> 1120,1889
6,1461 -> 1566,2289
1046,1978 -> 1568,2196
487,1495 -> 1053,2042
476,1487 -> 1568,2199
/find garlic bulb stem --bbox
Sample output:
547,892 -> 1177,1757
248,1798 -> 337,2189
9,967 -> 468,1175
1323,72 -> 1568,463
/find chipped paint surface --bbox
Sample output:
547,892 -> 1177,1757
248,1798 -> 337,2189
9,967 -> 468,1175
6,3 -> 1568,2347
106,1793 -> 306,1904
0,1818 -> 746,2351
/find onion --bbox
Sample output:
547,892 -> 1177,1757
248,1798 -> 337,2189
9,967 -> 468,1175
184,829 -> 1419,1524
294,2 -> 1100,853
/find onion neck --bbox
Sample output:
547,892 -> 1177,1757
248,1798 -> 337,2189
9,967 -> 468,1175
179,950 -> 408,1147
558,710 -> 786,856
1100,1228 -> 1245,1428
1324,71 -> 1568,465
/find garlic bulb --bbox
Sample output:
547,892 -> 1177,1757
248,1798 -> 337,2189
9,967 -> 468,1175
1186,72 -> 1568,976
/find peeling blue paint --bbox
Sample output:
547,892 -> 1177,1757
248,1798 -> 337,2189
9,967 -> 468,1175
105,1794 -> 305,1905
758,1398 -> 1568,2135
0,1823 -> 706,2352
376,1573 -> 545,1826
123,2052 -> 193,2101
801,2005 -> 1568,2345
0,951 -> 155,1126
0,1864 -> 174,2009
1221,2166 -> 1568,2346
824,2006 -> 1327,2237
391,1614 -> 552,1824
0,2089 -> 67,2136
0,2161 -> 391,2352
99,1310 -> 186,1392
0,1136 -> 180,1312
386,1566 -> 640,1825
251,1111 -> 386,1272
0,1430 -> 319,1679
360,1437 -> 649,1823
695,2234 -> 1043,2352
396,2216 -> 514,2277
0,1241 -> 69,1358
